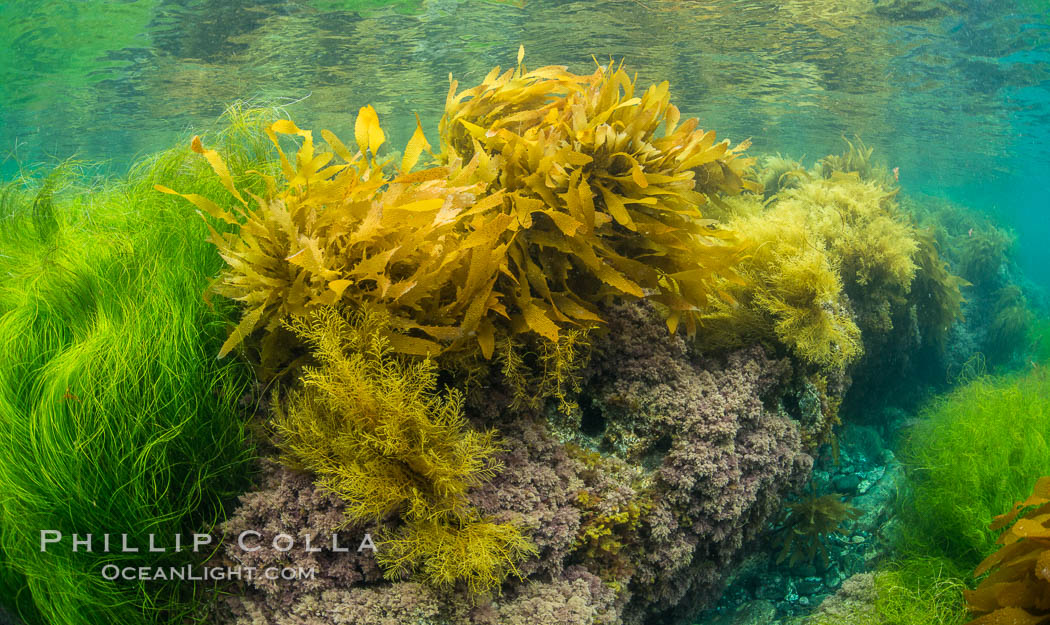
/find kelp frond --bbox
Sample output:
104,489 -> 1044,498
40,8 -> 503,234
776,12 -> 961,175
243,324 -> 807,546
775,491 -> 861,567
163,53 -> 760,366
439,55 -> 759,338
963,476 -> 1050,624
158,110 -> 477,359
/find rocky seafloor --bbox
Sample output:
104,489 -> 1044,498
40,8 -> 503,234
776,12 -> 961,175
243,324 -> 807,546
695,418 -> 909,625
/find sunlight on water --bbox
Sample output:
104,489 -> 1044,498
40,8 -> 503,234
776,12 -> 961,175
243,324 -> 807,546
2,3 -> 1050,624
1,0 -> 1048,279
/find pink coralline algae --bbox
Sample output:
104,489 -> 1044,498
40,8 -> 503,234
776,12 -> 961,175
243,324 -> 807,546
212,302 -> 812,625
212,424 -> 623,625
465,417 -> 589,579
586,303 -> 813,623
215,459 -> 384,596
219,569 -> 618,625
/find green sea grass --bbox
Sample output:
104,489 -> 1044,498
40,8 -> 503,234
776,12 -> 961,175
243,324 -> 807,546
0,107 -> 274,625
828,362 -> 1050,625
897,365 -> 1050,568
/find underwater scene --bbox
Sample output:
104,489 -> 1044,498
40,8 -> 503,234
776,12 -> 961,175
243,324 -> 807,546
1,1 -> 1050,624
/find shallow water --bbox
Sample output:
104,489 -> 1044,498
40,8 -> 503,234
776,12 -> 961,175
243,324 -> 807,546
2,0 -> 1048,281
2,3 -> 1050,624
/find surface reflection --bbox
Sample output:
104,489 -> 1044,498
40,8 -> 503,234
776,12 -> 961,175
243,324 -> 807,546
0,0 -> 1047,198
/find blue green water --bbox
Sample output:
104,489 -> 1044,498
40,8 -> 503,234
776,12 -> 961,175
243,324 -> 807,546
2,3 -> 1050,624
2,0 -> 1048,285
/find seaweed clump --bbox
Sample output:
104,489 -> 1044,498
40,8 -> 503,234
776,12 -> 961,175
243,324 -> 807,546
819,136 -> 893,187
903,192 -> 1039,374
897,367 -> 1050,571
775,491 -> 861,568
986,285 -> 1032,363
910,228 -> 970,347
789,177 -> 919,339
440,59 -> 759,343
0,108 -> 272,625
163,54 -> 759,372
964,476 -> 1050,624
697,188 -> 863,371
272,307 -> 535,593
958,227 -> 1013,288
156,54 -> 772,611
697,173 -> 922,375
158,113 -> 489,360
757,153 -> 807,199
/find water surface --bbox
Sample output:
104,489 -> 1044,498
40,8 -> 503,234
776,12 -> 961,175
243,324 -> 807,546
2,0 -> 1048,282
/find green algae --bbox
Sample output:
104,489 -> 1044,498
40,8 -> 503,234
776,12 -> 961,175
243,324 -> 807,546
814,362 -> 1050,625
0,107 -> 276,625
897,367 -> 1050,569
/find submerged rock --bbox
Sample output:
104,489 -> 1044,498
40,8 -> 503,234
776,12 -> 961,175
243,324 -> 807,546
0,607 -> 20,625
704,600 -> 780,625
211,303 -> 813,625
804,573 -> 878,624
693,421 -> 903,624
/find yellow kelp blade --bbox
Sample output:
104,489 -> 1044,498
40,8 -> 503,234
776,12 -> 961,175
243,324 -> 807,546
355,105 -> 386,157
154,185 -> 239,225
219,305 -> 265,359
263,120 -> 304,181
402,113 -> 430,173
190,135 -> 246,206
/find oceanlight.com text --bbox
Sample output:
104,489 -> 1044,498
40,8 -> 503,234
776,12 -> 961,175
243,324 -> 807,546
99,564 -> 315,582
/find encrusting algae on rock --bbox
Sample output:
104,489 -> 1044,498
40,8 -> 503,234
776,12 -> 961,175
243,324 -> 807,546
150,52 -> 986,625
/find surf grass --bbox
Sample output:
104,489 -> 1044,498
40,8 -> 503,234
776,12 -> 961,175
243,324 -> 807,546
896,365 -> 1050,569
0,107 -> 276,624
804,358 -> 1050,625
869,557 -> 968,625
831,362 -> 1050,625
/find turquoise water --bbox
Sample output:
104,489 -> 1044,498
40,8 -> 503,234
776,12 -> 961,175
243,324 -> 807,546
3,0 -> 1048,281
2,3 -> 1050,624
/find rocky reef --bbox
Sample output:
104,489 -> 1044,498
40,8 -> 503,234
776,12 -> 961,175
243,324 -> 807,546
211,302 -> 813,625
3,49 -> 1042,625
